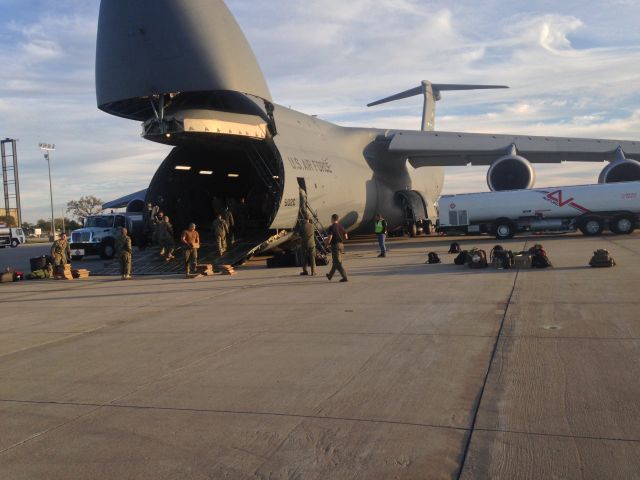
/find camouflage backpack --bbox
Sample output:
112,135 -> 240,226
589,249 -> 615,268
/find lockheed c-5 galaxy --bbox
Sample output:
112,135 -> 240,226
97,0 -> 640,261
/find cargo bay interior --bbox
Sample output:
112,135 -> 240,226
145,140 -> 284,242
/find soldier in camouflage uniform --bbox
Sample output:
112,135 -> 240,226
222,204 -> 235,247
211,213 -> 227,256
115,227 -> 133,280
50,233 -> 71,272
158,216 -> 175,261
297,217 -> 316,276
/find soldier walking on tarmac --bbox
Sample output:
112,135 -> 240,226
50,232 -> 71,272
158,216 -> 175,261
211,213 -> 226,256
115,227 -> 133,280
325,213 -> 348,282
181,223 -> 200,277
297,216 -> 316,276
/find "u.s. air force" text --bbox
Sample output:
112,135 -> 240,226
287,156 -> 333,174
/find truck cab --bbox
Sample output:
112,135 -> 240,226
0,226 -> 26,248
69,214 -> 128,259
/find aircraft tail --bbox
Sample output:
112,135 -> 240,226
367,81 -> 508,131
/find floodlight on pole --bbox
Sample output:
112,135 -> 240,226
39,143 -> 56,240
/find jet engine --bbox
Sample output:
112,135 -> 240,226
598,158 -> 640,183
486,154 -> 536,191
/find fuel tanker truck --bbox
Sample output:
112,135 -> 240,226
437,181 -> 640,239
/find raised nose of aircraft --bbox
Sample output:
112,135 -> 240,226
95,0 -> 272,120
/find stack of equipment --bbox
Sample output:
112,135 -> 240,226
490,245 -> 514,269
54,264 -> 74,280
195,264 -> 215,276
216,264 -> 235,275
529,244 -> 553,268
589,249 -> 616,268
71,269 -> 91,279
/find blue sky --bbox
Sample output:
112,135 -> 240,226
1,0 -> 640,222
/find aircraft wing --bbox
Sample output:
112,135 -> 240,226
385,130 -> 640,167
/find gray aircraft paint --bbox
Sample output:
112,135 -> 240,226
95,0 -> 639,234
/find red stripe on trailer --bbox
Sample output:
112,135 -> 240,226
569,201 -> 590,213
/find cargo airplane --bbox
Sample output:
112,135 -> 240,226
97,0 -> 640,255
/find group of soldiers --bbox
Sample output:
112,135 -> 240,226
113,201 -> 241,279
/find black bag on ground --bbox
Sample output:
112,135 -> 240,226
467,248 -> 488,268
448,242 -> 461,254
589,249 -> 615,268
30,256 -> 48,272
427,252 -> 441,264
454,251 -> 468,265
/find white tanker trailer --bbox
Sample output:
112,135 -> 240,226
437,181 -> 640,239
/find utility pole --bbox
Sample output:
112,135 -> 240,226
39,143 -> 56,240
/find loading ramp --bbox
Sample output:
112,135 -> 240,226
79,230 -> 288,276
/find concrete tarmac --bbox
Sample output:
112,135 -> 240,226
0,233 -> 638,479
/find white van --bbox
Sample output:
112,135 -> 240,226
0,227 -> 26,248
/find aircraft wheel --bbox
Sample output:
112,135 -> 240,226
494,218 -> 515,239
99,239 -> 115,259
611,215 -> 635,235
578,216 -> 604,236
409,222 -> 417,237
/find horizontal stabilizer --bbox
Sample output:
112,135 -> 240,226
367,80 -> 508,131
367,83 -> 508,107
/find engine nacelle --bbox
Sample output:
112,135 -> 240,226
486,155 -> 536,191
598,158 -> 640,184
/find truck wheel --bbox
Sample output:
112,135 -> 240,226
10,239 -> 19,248
611,215 -> 635,235
494,219 -> 515,239
578,216 -> 604,236
99,239 -> 115,259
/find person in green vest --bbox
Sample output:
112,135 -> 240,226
374,213 -> 388,258
115,227 -> 133,280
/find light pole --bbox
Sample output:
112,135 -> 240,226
39,143 -> 56,240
